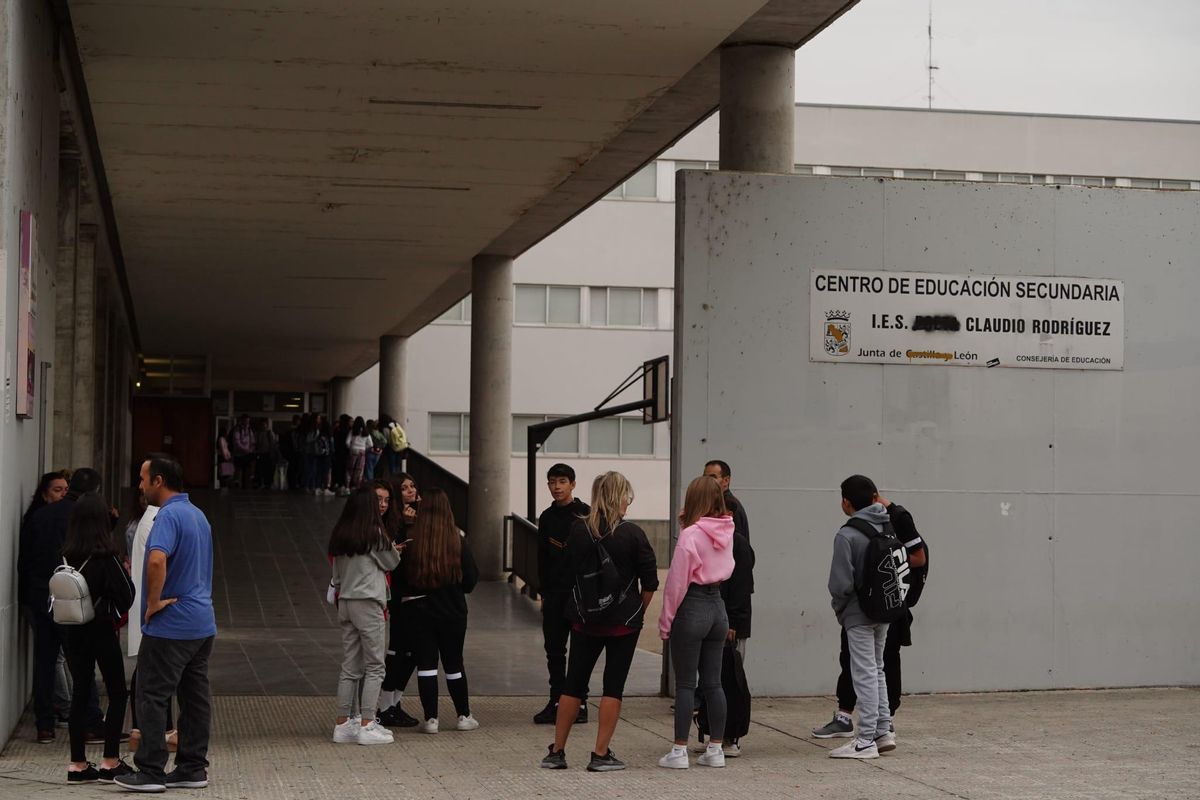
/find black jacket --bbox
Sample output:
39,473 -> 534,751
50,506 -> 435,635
565,517 -> 659,629
537,498 -> 589,593
394,540 -> 479,623
18,494 -> 80,608
721,532 -> 756,639
725,490 -> 749,541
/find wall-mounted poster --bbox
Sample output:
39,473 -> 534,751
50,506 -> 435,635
17,211 -> 37,418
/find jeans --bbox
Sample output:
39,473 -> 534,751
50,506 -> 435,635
346,452 -> 366,489
563,629 -> 639,700
845,623 -> 891,740
540,591 -> 581,702
30,606 -> 101,731
336,599 -> 387,719
386,449 -> 402,477
668,584 -> 729,742
837,623 -> 904,715
135,634 -> 214,781
64,623 -> 127,761
365,451 -> 380,481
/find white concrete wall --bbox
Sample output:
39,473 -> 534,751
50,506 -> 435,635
0,0 -> 65,740
676,170 -> 1200,694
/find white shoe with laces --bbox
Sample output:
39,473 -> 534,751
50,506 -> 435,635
419,718 -> 439,734
725,741 -> 742,758
830,738 -> 879,759
697,744 -> 725,767
874,731 -> 896,753
332,717 -> 360,744
658,747 -> 690,769
455,714 -> 479,731
356,720 -> 394,746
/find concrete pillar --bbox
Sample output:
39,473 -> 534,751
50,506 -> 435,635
330,376 -> 352,420
70,225 -> 98,469
378,335 -> 407,425
719,44 -> 795,173
53,158 -> 80,470
468,254 -> 513,580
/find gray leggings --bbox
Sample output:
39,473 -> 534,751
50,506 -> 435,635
669,584 -> 729,742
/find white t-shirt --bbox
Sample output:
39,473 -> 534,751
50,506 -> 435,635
127,505 -> 159,657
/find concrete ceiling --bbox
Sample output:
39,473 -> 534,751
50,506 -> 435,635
69,0 -> 856,387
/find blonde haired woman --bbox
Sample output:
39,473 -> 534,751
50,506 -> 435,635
540,472 -> 658,773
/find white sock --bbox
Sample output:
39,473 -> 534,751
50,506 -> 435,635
378,690 -> 394,709
836,711 -> 852,724
671,744 -> 687,756
706,742 -> 723,753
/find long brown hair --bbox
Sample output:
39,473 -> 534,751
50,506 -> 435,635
404,488 -> 462,589
63,494 -> 119,564
679,475 -> 728,529
328,488 -> 390,557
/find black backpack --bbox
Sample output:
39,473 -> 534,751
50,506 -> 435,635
844,518 -> 910,623
572,523 -> 644,627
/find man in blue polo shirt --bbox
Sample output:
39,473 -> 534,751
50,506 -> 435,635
117,454 -> 217,793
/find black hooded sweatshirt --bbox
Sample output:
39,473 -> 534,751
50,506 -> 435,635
537,498 -> 589,593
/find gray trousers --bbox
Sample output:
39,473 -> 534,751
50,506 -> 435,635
845,623 -> 891,740
337,599 -> 387,719
669,584 -> 729,743
135,634 -> 213,781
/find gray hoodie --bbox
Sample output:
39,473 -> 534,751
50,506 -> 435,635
332,546 -> 401,607
828,503 -> 890,628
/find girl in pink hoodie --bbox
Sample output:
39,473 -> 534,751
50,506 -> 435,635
657,475 -> 735,770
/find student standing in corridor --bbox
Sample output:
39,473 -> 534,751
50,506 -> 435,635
703,460 -> 749,540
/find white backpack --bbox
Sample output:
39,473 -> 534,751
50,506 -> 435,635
48,558 -> 94,625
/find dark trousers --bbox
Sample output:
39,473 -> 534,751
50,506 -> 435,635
64,624 -> 127,762
135,635 -> 214,781
413,616 -> 470,720
234,454 -> 255,488
129,668 -> 174,730
382,605 -> 416,693
256,454 -> 274,489
30,606 -> 101,731
563,629 -> 639,701
541,592 -> 583,702
837,625 -> 903,716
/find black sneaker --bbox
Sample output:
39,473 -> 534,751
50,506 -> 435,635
36,729 -> 55,744
533,700 -> 558,725
576,704 -> 588,724
379,705 -> 419,728
68,764 -> 101,783
540,745 -> 567,770
587,749 -> 626,772
85,729 -> 132,745
164,769 -> 209,789
98,759 -> 135,783
114,771 -> 167,793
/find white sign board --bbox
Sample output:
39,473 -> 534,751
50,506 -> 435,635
811,269 -> 1124,370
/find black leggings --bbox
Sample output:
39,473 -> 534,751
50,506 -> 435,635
382,604 -> 416,694
562,629 -> 639,701
412,616 -> 470,720
65,624 -> 127,762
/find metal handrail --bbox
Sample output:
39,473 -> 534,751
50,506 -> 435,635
504,514 -> 541,599
403,448 -> 469,535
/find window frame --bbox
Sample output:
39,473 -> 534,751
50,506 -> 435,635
588,286 -> 659,329
514,284 -> 582,327
429,412 -> 470,454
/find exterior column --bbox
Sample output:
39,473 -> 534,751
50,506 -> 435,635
70,225 -> 98,469
719,44 -> 795,173
53,157 -> 80,470
468,254 -> 513,580
330,376 -> 352,420
378,335 -> 407,425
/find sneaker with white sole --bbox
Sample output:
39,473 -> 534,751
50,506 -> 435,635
357,720 -> 394,745
658,747 -> 689,769
332,718 -> 360,744
725,741 -> 742,758
697,745 -> 725,768
690,736 -> 708,754
418,718 -> 439,734
829,738 -> 879,759
874,731 -> 896,753
812,714 -> 855,738
455,714 -> 479,731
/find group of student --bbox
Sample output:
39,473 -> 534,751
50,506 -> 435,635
17,455 -> 220,791
326,473 -> 479,745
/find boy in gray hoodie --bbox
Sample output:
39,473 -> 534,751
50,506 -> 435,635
826,474 -> 894,759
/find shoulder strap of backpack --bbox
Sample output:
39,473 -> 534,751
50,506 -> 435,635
843,517 -> 879,538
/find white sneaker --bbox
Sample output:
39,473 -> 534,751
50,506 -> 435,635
658,747 -> 690,769
697,745 -> 725,768
418,718 -> 439,734
874,731 -> 896,753
830,738 -> 879,759
690,737 -> 708,754
332,718 -> 359,744
455,714 -> 479,731
725,742 -> 742,758
357,720 -> 394,746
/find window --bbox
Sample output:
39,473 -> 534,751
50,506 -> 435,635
675,160 -> 719,171
793,165 -> 815,175
1159,179 -> 1191,190
933,171 -> 965,181
430,413 -> 469,453
862,168 -> 894,178
587,417 -> 654,456
831,166 -> 863,177
512,415 -> 580,455
515,285 -> 581,325
590,287 -> 658,328
437,296 -> 471,323
901,168 -> 933,179
604,163 -> 658,200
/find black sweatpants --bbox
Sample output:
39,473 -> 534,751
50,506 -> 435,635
836,619 -> 906,716
562,629 -> 639,701
64,624 -> 127,762
412,615 -> 470,720
135,635 -> 214,782
382,603 -> 416,694
541,591 -> 586,703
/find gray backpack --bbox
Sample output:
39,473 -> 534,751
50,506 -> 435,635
48,558 -> 94,625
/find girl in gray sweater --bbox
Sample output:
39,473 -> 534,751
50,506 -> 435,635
328,488 -> 403,746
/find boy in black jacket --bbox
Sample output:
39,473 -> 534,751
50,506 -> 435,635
534,464 -> 590,724
812,493 -> 928,740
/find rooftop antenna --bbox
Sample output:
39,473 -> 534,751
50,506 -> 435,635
927,0 -> 938,109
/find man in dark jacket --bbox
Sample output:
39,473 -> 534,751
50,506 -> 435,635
533,464 -> 590,724
18,468 -> 107,743
704,460 -> 749,540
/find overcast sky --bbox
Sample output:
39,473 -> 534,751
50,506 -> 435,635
794,0 -> 1200,120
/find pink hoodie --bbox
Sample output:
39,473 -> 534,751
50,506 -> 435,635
658,516 -> 736,639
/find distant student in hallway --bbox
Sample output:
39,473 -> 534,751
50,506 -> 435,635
657,475 -> 734,770
540,472 -> 658,773
534,463 -> 590,725
345,417 -> 372,490
703,460 -> 749,540
400,489 -> 479,733
328,489 -> 403,747
813,492 -> 928,740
